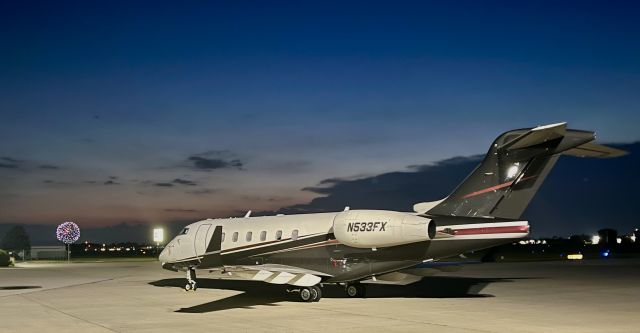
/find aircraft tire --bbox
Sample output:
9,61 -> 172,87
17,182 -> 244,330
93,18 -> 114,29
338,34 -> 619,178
346,284 -> 365,298
300,287 -> 314,302
311,286 -> 322,302
184,282 -> 197,291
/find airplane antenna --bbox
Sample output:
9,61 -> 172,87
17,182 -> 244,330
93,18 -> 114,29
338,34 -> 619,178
244,210 -> 252,218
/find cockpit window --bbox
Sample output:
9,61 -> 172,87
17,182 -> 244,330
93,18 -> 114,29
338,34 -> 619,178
180,227 -> 190,235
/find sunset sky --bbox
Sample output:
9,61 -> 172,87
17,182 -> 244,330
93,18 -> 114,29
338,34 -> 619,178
1,1 -> 639,230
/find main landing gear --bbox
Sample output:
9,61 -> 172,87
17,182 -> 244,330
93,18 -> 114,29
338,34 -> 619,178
184,268 -> 197,291
296,285 -> 322,302
345,283 -> 366,298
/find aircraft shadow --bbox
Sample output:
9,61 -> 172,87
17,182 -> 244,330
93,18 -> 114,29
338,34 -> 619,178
149,276 -> 529,313
0,286 -> 42,290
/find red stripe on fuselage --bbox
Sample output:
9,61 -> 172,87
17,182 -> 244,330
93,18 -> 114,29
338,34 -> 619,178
451,225 -> 529,235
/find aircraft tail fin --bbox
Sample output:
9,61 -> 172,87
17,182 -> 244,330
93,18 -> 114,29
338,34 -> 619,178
426,123 -> 626,219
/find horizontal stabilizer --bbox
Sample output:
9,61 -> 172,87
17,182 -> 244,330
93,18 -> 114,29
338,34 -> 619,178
563,142 -> 628,158
500,122 -> 567,150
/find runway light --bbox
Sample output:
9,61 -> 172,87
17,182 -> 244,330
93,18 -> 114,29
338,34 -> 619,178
567,254 -> 583,260
592,235 -> 600,244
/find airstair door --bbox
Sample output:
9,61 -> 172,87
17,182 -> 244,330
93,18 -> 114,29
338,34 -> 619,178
194,224 -> 211,257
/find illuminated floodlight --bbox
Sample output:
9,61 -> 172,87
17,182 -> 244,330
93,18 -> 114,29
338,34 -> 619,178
616,237 -> 622,244
631,235 -> 636,243
567,254 -> 583,260
591,235 -> 600,245
153,228 -> 164,244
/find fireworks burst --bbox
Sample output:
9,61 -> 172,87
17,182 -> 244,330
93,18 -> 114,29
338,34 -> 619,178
56,221 -> 80,244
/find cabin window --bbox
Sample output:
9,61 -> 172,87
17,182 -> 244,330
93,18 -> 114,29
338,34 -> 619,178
260,231 -> 267,241
180,227 -> 189,235
276,230 -> 283,240
232,232 -> 238,242
221,232 -> 225,242
246,231 -> 253,242
292,229 -> 299,241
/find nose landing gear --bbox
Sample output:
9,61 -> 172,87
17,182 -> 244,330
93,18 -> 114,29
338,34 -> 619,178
184,268 -> 197,291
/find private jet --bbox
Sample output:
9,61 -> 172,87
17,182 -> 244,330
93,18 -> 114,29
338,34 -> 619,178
159,123 -> 625,301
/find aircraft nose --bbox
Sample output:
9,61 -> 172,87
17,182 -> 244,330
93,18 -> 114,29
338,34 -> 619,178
158,246 -> 169,262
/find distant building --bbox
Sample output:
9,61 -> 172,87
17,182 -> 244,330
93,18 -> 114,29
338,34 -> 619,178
31,246 -> 66,260
598,229 -> 618,247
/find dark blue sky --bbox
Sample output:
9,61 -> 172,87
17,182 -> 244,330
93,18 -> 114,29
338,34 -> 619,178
1,1 -> 639,231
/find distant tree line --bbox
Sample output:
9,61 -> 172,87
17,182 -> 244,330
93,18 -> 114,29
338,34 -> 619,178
1,225 -> 31,252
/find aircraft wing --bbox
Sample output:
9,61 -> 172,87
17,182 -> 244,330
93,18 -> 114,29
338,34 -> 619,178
206,264 -> 330,287
359,260 -> 479,285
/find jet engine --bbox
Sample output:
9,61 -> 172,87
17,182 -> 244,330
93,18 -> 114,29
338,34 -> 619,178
333,210 -> 436,248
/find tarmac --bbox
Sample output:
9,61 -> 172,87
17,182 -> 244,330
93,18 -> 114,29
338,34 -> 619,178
1,258 -> 639,333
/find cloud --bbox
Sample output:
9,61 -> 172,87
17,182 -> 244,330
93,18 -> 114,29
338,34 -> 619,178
1,157 -> 22,163
186,189 -> 217,195
104,180 -> 120,185
38,164 -> 61,170
42,180 -> 70,185
0,156 -> 21,169
164,208 -> 199,213
188,156 -> 243,170
0,157 -> 63,172
172,178 -> 197,186
182,150 -> 244,171
152,178 -> 197,187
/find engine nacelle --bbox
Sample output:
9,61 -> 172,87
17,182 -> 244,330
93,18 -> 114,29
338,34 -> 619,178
333,210 -> 435,248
